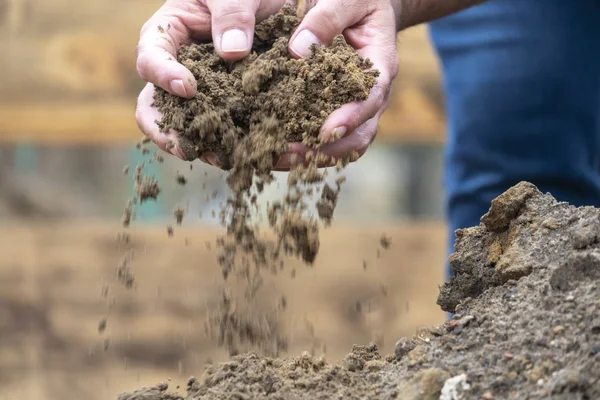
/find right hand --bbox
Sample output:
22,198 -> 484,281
135,0 -> 289,163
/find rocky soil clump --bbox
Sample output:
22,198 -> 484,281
119,182 -> 600,399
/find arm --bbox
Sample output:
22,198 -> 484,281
394,0 -> 487,30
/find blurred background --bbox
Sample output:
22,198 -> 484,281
0,1 -> 447,399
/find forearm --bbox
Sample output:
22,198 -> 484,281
394,0 -> 486,30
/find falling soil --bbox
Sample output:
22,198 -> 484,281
145,4 -> 377,356
119,182 -> 600,399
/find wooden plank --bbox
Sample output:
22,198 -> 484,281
0,102 -> 140,144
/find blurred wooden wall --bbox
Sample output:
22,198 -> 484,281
0,0 -> 445,145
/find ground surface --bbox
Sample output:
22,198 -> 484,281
0,222 -> 444,400
120,183 -> 600,400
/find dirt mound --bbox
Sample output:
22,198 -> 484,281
118,182 -> 600,399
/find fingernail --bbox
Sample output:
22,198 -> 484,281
221,29 -> 249,53
290,29 -> 320,58
169,79 -> 188,97
206,153 -> 220,167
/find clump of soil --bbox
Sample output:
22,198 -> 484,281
153,4 -> 377,168
118,182 -> 600,399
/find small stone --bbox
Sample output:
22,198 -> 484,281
481,391 -> 494,400
408,345 -> 428,363
480,181 -> 539,232
440,374 -> 470,400
395,338 -> 417,361
398,368 -> 450,400
552,325 -> 565,335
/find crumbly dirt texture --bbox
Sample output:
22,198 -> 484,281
119,182 -> 600,399
153,4 -> 378,168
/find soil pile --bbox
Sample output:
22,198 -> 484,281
119,182 -> 600,399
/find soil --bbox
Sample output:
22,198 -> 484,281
118,182 -> 600,399
141,4 -> 378,358
153,4 -> 377,168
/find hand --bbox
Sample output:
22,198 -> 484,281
276,0 -> 399,169
135,0 -> 288,162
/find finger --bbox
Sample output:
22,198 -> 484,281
316,115 -> 380,161
274,114 -> 380,170
136,83 -> 188,160
320,11 -> 399,141
288,0 -> 366,58
136,4 -> 198,98
200,152 -> 221,168
206,0 -> 260,61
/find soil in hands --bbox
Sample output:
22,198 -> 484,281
119,182 -> 600,400
151,4 -> 378,357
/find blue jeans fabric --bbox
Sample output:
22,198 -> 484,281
429,0 -> 600,271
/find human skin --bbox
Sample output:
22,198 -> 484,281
135,0 -> 485,167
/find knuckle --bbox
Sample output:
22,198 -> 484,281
212,1 -> 257,25
135,52 -> 150,80
315,6 -> 345,36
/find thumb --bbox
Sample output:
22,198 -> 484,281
207,0 -> 260,61
289,0 -> 365,58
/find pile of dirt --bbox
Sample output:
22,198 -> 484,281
118,182 -> 600,399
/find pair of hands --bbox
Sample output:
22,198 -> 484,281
135,0 -> 399,169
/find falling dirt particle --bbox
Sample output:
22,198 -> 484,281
380,234 -> 391,249
121,206 -> 132,228
189,164 -> 193,170
103,338 -> 110,351
98,316 -> 107,334
185,237 -> 190,246
211,190 -> 218,199
176,172 -> 187,186
155,152 -> 164,163
174,207 -> 185,226
363,260 -> 367,270
123,165 -> 130,175
141,136 -> 151,144
167,225 -> 174,238
141,147 -> 150,155
116,232 -> 130,244
206,241 -> 212,250
136,177 -> 160,203
291,269 -> 296,279
376,249 -> 381,258
380,284 -> 388,297
116,253 -> 135,289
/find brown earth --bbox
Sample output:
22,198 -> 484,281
136,4 -> 381,359
119,182 -> 600,399
153,4 -> 377,168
